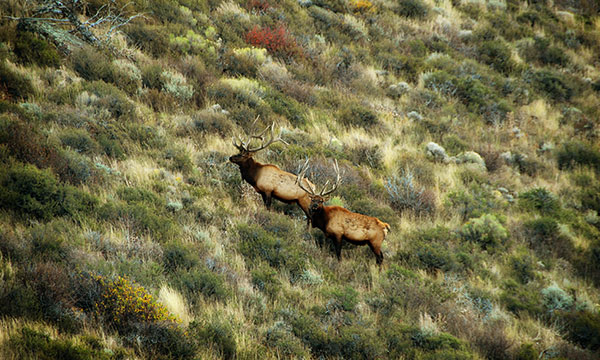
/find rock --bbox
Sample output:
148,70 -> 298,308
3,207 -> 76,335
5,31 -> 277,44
426,142 -> 449,162
407,111 -> 423,121
497,187 -> 509,194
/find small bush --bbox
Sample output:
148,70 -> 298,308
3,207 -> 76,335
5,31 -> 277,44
60,128 -> 99,155
163,243 -> 199,273
190,316 -> 237,359
251,263 -> 281,297
385,168 -> 436,215
161,69 -> 195,103
478,41 -> 515,74
125,322 -> 196,359
8,327 -> 119,360
245,24 -> 302,59
264,321 -> 310,358
510,253 -> 536,284
460,214 -> 508,251
0,163 -> 97,220
176,268 -> 230,303
541,284 -> 574,313
447,185 -> 500,221
396,0 -> 430,19
519,188 -> 560,214
13,31 -> 61,68
327,286 -> 359,312
70,47 -> 115,83
125,24 -> 171,58
557,141 -> 600,172
559,310 -> 600,351
338,103 -> 379,129
236,223 -> 305,280
525,68 -> 576,102
90,275 -> 178,332
0,61 -> 35,99
500,280 -> 544,316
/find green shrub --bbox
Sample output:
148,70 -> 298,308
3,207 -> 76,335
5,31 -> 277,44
127,123 -> 166,150
164,146 -> 193,173
264,89 -> 306,128
190,316 -> 237,360
525,68 -> 576,102
415,243 -> 456,272
460,214 -> 508,251
60,128 -> 99,155
251,263 -> 281,297
70,47 -> 115,83
515,343 -> 538,360
98,201 -> 177,240
519,188 -> 560,214
510,253 -> 536,284
13,31 -> 61,68
0,61 -> 35,99
163,242 -> 199,273
519,36 -> 570,67
327,286 -> 359,312
125,322 -> 196,360
8,327 -> 121,360
0,163 -> 97,220
447,185 -> 500,221
541,284 -> 574,313
396,0 -> 430,19
191,108 -> 233,136
338,103 -> 379,129
264,321 -> 310,358
559,310 -> 600,351
500,280 -> 544,316
557,141 -> 600,172
176,268 -> 230,303
236,223 -> 305,276
83,81 -> 136,119
478,41 -> 515,74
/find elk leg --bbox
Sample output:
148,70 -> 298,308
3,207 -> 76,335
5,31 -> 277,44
332,235 -> 342,261
368,242 -> 384,269
265,192 -> 272,209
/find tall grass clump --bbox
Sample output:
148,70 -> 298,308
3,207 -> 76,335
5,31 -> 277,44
385,168 -> 435,215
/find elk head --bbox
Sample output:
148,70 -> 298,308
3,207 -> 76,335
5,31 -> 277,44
229,120 -> 288,165
295,158 -> 342,216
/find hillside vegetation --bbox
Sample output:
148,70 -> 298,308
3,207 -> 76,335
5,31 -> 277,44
1,0 -> 600,358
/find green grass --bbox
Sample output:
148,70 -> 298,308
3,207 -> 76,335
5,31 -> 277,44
0,1 -> 599,359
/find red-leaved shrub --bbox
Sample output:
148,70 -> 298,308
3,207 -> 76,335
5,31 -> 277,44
244,24 -> 302,59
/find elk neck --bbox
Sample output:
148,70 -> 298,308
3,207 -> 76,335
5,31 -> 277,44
309,204 -> 328,231
236,157 -> 262,186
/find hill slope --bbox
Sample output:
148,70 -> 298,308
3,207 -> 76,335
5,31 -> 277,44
1,0 -> 600,358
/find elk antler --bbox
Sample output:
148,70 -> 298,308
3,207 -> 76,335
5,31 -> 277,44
296,158 -> 317,195
233,117 -> 288,152
319,159 -> 341,196
295,158 -> 341,197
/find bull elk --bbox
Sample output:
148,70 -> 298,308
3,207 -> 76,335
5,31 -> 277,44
229,122 -> 315,228
296,159 -> 390,268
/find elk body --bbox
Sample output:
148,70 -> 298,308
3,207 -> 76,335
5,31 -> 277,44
296,160 -> 390,267
229,123 -> 315,227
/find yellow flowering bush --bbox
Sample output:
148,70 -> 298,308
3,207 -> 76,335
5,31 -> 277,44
351,0 -> 375,14
93,275 -> 178,330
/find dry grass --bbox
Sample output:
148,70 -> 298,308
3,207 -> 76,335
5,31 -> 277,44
159,285 -> 192,325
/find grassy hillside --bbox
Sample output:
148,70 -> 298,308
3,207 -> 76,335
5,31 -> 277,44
1,0 -> 600,358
